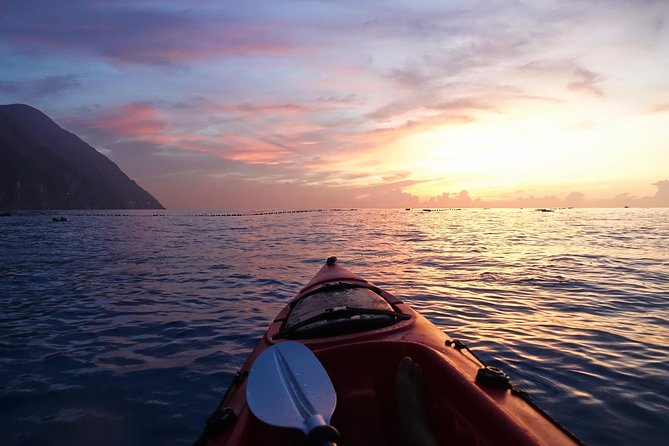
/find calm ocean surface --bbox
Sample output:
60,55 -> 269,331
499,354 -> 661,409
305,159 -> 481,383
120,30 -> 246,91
1,208 -> 668,445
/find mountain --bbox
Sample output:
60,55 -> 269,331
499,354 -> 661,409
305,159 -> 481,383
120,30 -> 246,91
0,104 -> 164,210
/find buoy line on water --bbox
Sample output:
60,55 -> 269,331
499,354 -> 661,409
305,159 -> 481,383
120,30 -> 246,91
66,208 -> 360,218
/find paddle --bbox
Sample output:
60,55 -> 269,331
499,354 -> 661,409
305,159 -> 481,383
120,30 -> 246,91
246,341 -> 343,446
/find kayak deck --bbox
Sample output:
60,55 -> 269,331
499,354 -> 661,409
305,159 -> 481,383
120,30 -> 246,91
198,258 -> 582,446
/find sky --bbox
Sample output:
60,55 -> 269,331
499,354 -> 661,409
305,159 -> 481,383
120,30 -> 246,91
1,0 -> 668,209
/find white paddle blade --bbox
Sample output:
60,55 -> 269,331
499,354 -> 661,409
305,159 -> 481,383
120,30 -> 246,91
246,341 -> 337,433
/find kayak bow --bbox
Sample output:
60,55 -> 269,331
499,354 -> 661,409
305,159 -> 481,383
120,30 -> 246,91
196,257 -> 582,446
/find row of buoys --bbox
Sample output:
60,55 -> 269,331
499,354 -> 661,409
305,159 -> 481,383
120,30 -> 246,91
414,208 -> 462,212
534,208 -> 576,212
72,213 -> 167,217
194,209 -> 358,217
44,209 -> 360,218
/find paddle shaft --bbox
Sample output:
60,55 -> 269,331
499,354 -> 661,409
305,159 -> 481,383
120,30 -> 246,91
306,424 -> 342,446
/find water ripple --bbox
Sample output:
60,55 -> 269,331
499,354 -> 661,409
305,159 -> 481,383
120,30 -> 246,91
1,208 -> 668,445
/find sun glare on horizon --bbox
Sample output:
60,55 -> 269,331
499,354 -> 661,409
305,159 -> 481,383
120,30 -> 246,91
375,101 -> 669,202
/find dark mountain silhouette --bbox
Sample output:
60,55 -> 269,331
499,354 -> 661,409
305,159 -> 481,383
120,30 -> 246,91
0,104 -> 164,209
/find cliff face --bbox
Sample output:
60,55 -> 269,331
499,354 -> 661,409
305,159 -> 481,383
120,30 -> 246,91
0,104 -> 164,209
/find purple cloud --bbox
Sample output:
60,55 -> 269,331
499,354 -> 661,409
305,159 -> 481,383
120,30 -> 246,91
1,1 -> 296,65
0,75 -> 80,97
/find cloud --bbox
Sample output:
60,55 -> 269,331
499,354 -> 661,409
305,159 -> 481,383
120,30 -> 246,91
316,94 -> 367,106
71,100 -> 312,166
1,1 -> 297,66
84,102 -> 173,145
0,74 -> 80,98
651,180 -> 669,205
650,103 -> 669,113
428,190 -> 483,207
153,177 -> 669,210
150,170 -> 424,210
364,1 -> 567,91
351,183 -> 421,208
519,61 -> 607,98
565,192 -> 586,205
362,96 -> 487,124
72,97 -> 449,178
567,67 -> 605,97
52,102 -> 669,210
472,181 -> 669,208
426,99 -> 497,113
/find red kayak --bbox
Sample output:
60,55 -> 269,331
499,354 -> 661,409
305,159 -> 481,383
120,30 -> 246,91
196,257 -> 582,446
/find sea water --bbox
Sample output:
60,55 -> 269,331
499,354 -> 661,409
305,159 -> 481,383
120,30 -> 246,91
1,208 -> 667,445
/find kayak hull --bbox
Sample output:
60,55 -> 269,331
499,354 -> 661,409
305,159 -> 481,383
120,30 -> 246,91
197,259 -> 581,446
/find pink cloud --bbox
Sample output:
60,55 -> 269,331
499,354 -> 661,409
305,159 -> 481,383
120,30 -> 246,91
80,100 -> 325,167
227,103 -> 311,115
88,103 -> 175,145
219,134 -> 295,165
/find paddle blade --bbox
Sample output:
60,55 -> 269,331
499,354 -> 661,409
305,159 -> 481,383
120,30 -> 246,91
246,341 -> 337,433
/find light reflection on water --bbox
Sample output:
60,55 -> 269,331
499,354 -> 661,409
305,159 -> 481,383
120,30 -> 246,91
1,208 -> 668,445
